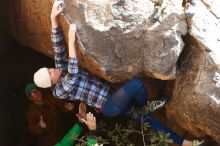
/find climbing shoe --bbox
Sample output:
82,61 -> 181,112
192,139 -> 205,146
151,2 -> 163,22
187,0 -> 196,6
185,2 -> 196,18
147,97 -> 167,113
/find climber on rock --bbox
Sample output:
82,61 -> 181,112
33,0 -> 205,145
34,0 -> 166,121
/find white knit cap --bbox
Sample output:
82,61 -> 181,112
34,67 -> 52,88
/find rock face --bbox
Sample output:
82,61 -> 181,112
166,0 -> 220,144
64,0 -> 187,82
8,0 -> 187,82
5,0 -> 220,144
7,0 -> 52,57
203,0 -> 220,18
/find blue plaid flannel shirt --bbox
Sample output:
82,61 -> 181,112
51,27 -> 112,109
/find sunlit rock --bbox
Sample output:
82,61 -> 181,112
8,0 -> 187,82
166,0 -> 220,144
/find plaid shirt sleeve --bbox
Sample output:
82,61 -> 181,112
63,57 -> 79,85
61,58 -> 79,93
53,55 -> 80,100
52,27 -> 68,73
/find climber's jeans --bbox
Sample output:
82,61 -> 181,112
135,114 -> 184,145
101,77 -> 184,145
102,77 -> 148,117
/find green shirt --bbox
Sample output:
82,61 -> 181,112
54,123 -> 97,146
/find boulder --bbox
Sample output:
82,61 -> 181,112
7,0 -> 52,56
64,0 -> 187,82
166,0 -> 220,144
202,0 -> 220,18
7,0 -> 187,82
6,0 -> 220,144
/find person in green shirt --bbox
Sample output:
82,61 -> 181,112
55,103 -> 99,146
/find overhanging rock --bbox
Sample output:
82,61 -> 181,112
64,0 -> 187,82
8,0 -> 187,82
6,0 -> 220,144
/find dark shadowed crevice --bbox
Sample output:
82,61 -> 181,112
0,36 -> 54,146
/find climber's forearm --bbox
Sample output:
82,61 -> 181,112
51,16 -> 58,29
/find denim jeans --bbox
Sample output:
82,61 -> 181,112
135,114 -> 184,145
102,77 -> 148,117
101,77 -> 184,145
